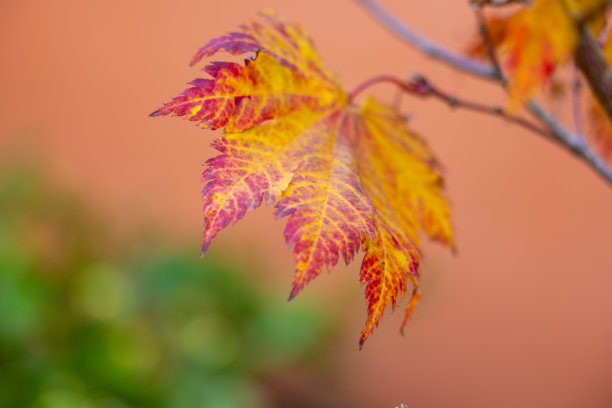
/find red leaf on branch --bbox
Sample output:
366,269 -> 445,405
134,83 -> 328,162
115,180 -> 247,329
152,12 -> 454,347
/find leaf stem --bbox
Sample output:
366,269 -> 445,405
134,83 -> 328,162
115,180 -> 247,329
349,74 -> 549,137
347,75 -> 426,100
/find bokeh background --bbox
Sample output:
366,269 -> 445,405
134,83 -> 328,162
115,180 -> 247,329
2,0 -> 612,407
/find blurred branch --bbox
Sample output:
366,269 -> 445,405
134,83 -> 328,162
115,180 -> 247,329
527,101 -> 612,185
415,75 -> 549,138
356,0 -> 612,188
469,0 -> 527,6
575,25 -> 612,124
355,0 -> 498,79
474,7 -> 507,85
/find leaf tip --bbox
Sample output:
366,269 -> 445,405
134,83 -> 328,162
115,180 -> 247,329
400,287 -> 422,333
287,285 -> 299,301
149,110 -> 161,117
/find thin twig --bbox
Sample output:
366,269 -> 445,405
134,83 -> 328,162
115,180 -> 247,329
472,6 -> 601,168
356,0 -> 612,188
425,78 -> 550,138
349,74 -> 550,138
470,0 -> 527,6
474,7 -> 507,85
355,0 -> 498,79
527,101 -> 612,184
474,2 -> 612,184
472,2 -> 611,182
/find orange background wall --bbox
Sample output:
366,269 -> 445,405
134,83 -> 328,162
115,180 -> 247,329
2,1 -> 612,406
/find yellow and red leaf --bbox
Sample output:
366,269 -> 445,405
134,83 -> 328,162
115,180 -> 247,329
152,12 -> 454,346
275,110 -> 378,299
356,98 -> 452,346
471,0 -> 609,105
503,0 -> 578,105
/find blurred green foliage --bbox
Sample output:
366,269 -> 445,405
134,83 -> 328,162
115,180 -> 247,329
0,161 -> 333,408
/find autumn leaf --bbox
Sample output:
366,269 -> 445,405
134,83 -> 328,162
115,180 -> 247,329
564,0 -> 610,20
471,0 -> 608,105
502,0 -> 578,104
151,12 -> 453,347
466,13 -> 516,59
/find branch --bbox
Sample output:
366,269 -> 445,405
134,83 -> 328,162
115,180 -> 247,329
417,76 -> 549,138
356,0 -> 612,188
474,7 -> 507,85
474,5 -> 612,184
349,74 -> 550,137
469,0 -> 527,6
472,2 -> 612,185
575,25 -> 612,124
355,0 -> 498,79
527,101 -> 612,184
